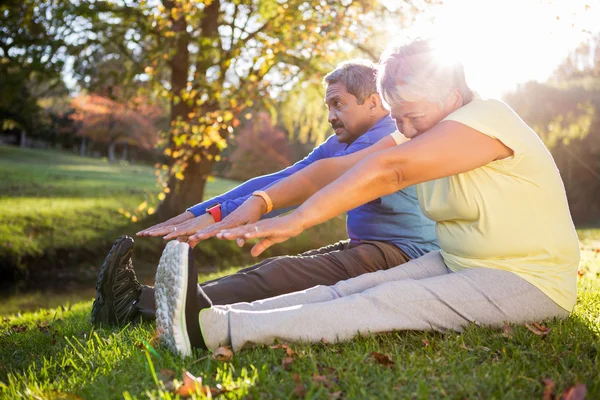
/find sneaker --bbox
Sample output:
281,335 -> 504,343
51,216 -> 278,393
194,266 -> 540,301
155,241 -> 209,357
91,236 -> 142,326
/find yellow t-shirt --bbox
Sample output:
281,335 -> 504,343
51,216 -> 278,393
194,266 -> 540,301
414,99 -> 580,311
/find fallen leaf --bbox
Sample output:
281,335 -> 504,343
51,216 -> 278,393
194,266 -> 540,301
422,339 -> 430,347
159,369 -> 175,380
211,346 -> 233,361
577,269 -> 584,277
526,322 -> 551,337
11,325 -> 27,333
562,383 -> 586,400
502,324 -> 514,339
542,378 -> 555,400
282,356 -> 294,370
292,373 -> 305,397
330,391 -> 343,399
313,373 -> 329,386
321,337 -> 328,345
370,352 -> 395,367
175,370 -> 205,397
270,343 -> 295,356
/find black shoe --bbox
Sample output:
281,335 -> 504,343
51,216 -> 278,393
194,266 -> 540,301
91,236 -> 142,326
155,241 -> 209,357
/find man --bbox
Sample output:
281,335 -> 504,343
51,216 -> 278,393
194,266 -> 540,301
91,59 -> 438,326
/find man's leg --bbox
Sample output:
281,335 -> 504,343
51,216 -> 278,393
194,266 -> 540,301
199,240 -> 410,308
135,240 -> 350,319
199,262 -> 569,351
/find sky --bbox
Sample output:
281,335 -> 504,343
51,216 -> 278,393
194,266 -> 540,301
381,0 -> 600,98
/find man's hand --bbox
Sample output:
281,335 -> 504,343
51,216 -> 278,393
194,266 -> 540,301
136,211 -> 196,238
157,212 -> 217,242
187,196 -> 267,248
216,213 -> 306,257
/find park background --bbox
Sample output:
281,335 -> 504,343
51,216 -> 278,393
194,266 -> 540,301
1,0 -> 599,398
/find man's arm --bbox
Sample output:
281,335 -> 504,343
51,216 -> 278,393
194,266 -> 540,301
138,136 -> 334,238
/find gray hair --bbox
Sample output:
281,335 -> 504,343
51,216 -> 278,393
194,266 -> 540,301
377,40 -> 473,108
323,59 -> 379,105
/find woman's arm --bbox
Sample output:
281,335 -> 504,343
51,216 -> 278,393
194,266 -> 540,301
260,134 -> 400,210
219,121 -> 512,256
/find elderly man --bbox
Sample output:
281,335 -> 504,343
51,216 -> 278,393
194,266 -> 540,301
91,59 -> 438,326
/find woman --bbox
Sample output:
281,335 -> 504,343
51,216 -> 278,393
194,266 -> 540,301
154,39 -> 580,356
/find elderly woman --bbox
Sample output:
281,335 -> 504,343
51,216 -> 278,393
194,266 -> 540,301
154,39 -> 580,356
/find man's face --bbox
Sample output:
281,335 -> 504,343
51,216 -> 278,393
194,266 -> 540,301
325,82 -> 375,145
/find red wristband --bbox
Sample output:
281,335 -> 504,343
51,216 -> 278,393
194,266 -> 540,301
206,204 -> 222,222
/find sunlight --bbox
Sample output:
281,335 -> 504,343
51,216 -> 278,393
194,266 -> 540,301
384,0 -> 599,98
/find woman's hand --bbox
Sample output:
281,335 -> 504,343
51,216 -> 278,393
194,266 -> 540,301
136,211 -> 195,237
187,196 -> 267,248
216,213 -> 306,257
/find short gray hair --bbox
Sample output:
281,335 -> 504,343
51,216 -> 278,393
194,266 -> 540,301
323,59 -> 379,105
377,40 -> 473,108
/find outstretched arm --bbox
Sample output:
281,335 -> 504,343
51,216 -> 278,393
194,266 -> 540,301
219,121 -> 512,256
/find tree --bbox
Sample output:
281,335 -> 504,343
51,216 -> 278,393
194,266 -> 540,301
504,34 -> 600,223
63,0 -> 426,219
71,94 -> 165,162
226,111 -> 293,180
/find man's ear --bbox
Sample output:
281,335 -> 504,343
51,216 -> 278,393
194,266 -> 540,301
367,93 -> 380,112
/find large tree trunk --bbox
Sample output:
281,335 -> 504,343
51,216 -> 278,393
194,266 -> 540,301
121,142 -> 128,162
20,130 -> 27,148
157,0 -> 221,220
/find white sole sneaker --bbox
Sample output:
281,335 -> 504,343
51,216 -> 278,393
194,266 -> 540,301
155,241 -> 195,357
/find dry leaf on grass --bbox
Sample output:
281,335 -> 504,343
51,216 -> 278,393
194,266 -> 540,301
175,370 -> 205,397
292,373 -> 306,397
211,346 -> 233,361
282,356 -> 294,370
421,339 -> 430,347
502,324 -> 514,339
542,378 -> 556,400
526,322 -> 552,337
562,383 -> 587,400
321,337 -> 328,345
330,391 -> 343,399
370,352 -> 395,367
270,343 -> 295,356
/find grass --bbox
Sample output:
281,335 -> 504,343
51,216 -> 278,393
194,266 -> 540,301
0,233 -> 598,399
0,145 -> 347,287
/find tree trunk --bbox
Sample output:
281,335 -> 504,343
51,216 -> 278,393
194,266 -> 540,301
157,0 -> 221,219
108,141 -> 116,163
80,137 -> 87,157
122,142 -> 128,162
157,157 -> 214,220
20,130 -> 27,148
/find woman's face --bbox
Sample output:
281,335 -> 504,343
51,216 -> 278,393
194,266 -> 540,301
389,99 -> 451,139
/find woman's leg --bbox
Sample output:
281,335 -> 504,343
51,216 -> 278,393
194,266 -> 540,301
215,250 -> 446,312
201,267 -> 568,351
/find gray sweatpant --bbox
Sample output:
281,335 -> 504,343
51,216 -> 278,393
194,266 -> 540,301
199,251 -> 570,351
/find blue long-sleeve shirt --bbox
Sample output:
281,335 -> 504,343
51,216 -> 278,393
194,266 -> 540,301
188,116 -> 439,259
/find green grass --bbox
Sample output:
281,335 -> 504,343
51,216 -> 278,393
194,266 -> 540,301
0,239 -> 598,399
0,146 -> 242,276
0,145 -> 347,284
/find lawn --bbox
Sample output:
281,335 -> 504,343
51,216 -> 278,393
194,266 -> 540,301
0,145 -> 242,278
0,145 -> 347,289
0,236 -> 598,399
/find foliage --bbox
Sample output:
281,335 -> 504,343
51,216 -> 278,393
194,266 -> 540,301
70,94 -> 166,161
226,112 -> 293,181
1,235 -> 599,398
52,0 -> 425,218
504,35 -> 600,224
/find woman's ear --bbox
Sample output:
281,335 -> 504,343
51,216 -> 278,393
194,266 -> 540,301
445,88 -> 463,111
